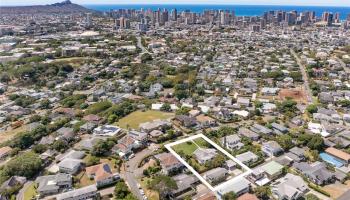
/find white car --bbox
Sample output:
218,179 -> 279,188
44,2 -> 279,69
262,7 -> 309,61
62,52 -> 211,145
140,189 -> 145,195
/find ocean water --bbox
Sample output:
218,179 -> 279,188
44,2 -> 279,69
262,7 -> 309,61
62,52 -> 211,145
84,4 -> 350,20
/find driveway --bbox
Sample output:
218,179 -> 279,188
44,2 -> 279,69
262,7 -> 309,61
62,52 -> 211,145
121,148 -> 154,200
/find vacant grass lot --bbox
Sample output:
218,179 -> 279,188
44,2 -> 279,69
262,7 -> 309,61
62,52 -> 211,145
115,110 -> 174,129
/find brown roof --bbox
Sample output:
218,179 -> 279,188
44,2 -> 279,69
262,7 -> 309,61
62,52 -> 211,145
156,153 -> 181,168
325,147 -> 350,161
193,192 -> 217,200
237,193 -> 259,200
0,146 -> 12,157
83,114 -> 101,122
196,114 -> 214,123
119,136 -> 136,146
85,163 -> 113,182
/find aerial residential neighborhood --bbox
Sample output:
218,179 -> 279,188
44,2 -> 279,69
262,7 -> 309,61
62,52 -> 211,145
0,0 -> 350,200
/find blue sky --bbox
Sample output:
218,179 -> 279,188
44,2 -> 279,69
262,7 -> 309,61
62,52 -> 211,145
1,0 -> 350,6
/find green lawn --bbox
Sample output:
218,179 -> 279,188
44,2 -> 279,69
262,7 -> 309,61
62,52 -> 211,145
172,141 -> 198,156
115,110 -> 174,130
24,183 -> 37,200
193,138 -> 210,148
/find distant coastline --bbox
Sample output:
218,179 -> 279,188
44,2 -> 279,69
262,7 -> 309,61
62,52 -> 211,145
84,4 -> 350,20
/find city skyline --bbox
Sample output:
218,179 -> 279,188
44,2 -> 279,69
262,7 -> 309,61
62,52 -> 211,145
1,0 -> 350,7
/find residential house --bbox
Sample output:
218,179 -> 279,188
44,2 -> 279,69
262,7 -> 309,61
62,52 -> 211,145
271,123 -> 289,135
139,120 -> 171,133
225,160 -> 237,171
271,173 -> 308,200
216,177 -> 251,197
262,141 -> 284,157
170,174 -> 199,198
128,130 -> 148,143
261,161 -> 284,180
288,147 -> 306,161
93,125 -> 122,137
58,159 -> 83,174
236,151 -> 259,165
250,124 -> 273,135
238,127 -> 260,141
154,153 -> 184,175
325,147 -> 350,164
85,163 -> 120,188
113,136 -> 141,157
80,122 -> 97,134
76,137 -> 102,151
193,148 -> 218,164
56,184 -> 98,200
83,114 -> 103,124
174,115 -> 197,128
36,173 -> 72,197
236,97 -> 250,107
0,176 -> 26,192
203,167 -> 228,184
56,127 -> 75,141
196,114 -> 217,128
293,162 -> 335,185
221,134 -> 244,150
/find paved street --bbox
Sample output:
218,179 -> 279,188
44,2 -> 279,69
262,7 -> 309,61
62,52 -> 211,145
334,56 -> 350,74
121,148 -> 153,200
137,36 -> 149,53
291,49 -> 313,104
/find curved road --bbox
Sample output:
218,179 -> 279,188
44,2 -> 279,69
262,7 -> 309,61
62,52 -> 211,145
121,148 -> 153,200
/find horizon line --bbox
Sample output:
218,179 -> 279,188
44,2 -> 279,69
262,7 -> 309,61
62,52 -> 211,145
1,3 -> 350,8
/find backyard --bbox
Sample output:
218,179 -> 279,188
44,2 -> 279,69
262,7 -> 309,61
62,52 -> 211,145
172,138 -> 211,157
23,182 -> 37,200
0,125 -> 27,142
115,110 -> 174,129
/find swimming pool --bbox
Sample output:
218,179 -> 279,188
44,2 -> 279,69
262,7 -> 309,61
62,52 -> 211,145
319,152 -> 345,168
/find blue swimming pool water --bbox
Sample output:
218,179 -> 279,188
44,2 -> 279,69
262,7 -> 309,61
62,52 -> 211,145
319,152 -> 345,168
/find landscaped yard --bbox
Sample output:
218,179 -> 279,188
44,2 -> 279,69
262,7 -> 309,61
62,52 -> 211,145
75,171 -> 95,188
193,138 -> 210,148
115,110 -> 174,129
172,141 -> 198,156
24,182 -> 37,200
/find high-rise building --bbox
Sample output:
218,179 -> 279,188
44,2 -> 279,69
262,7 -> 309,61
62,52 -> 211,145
347,14 -> 350,21
334,12 -> 340,23
220,10 -> 226,25
171,9 -> 177,21
119,17 -> 130,29
327,13 -> 334,25
322,12 -> 329,21
285,11 -> 297,25
85,13 -> 92,28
